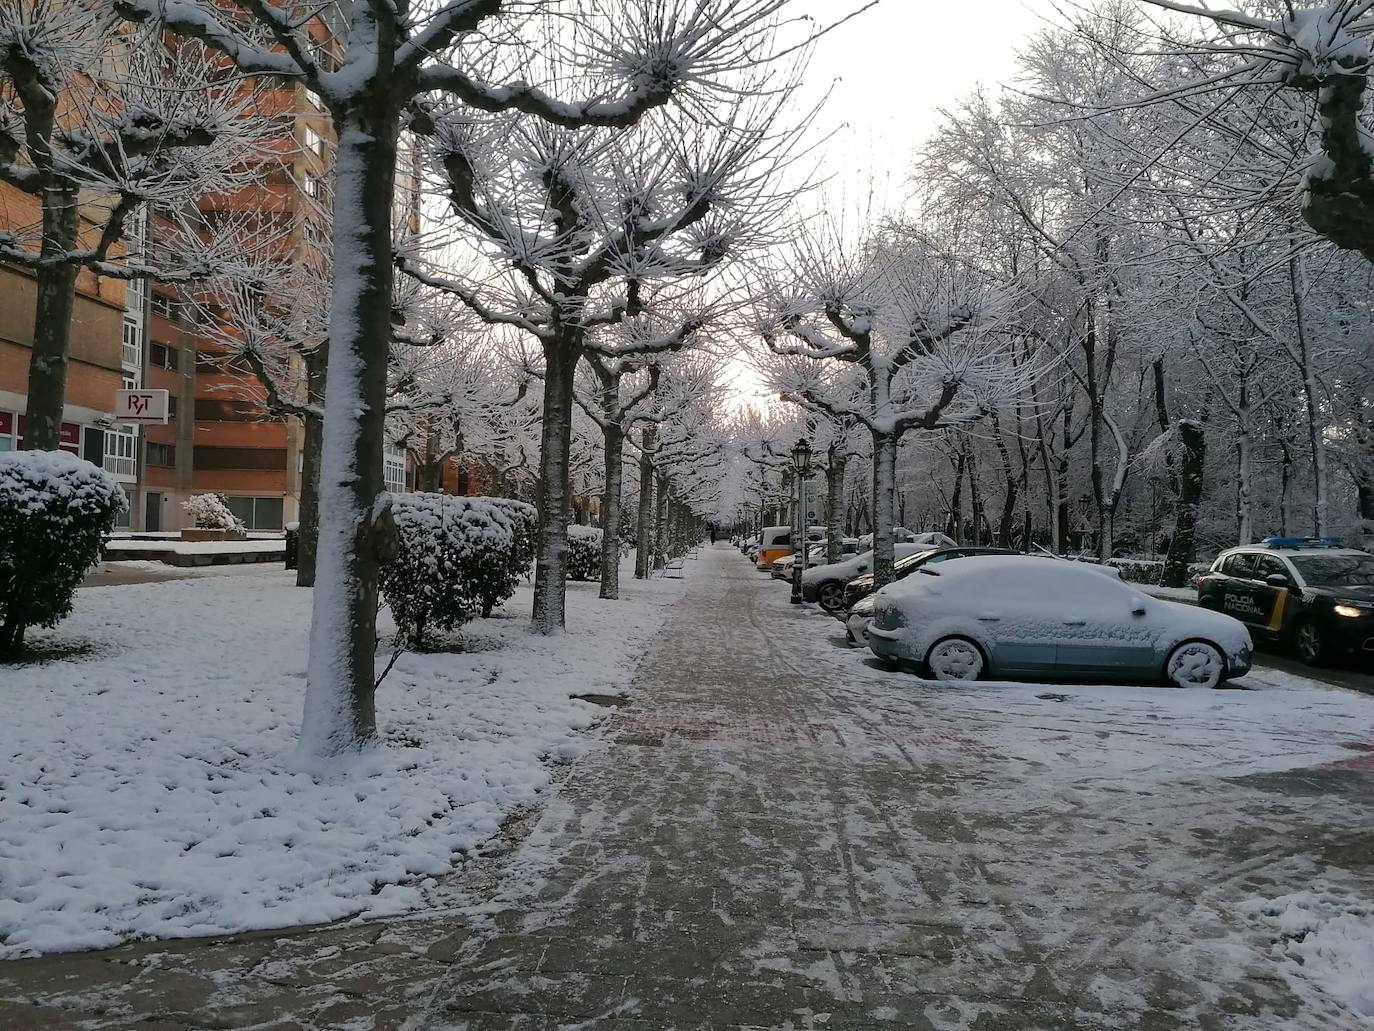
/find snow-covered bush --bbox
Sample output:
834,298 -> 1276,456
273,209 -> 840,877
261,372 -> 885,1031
0,451 -> 125,655
182,493 -> 244,531
481,497 -> 538,616
1106,557 -> 1209,586
380,493 -> 533,649
566,525 -> 603,582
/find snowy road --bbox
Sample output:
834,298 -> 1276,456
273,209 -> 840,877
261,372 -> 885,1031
3,543 -> 1373,1028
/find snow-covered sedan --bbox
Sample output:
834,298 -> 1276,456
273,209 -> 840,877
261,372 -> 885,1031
866,556 -> 1252,688
802,533 -> 956,611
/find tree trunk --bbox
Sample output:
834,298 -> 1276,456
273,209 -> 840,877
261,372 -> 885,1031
23,187 -> 81,451
1235,386 -> 1253,547
653,473 -> 669,569
531,340 -> 579,633
295,344 -> 327,588
599,423 -> 624,599
634,426 -> 656,579
872,433 -> 898,588
825,444 -> 846,563
1163,420 -> 1205,589
299,104 -> 400,758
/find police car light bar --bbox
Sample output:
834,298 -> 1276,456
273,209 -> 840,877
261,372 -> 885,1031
1261,535 -> 1344,549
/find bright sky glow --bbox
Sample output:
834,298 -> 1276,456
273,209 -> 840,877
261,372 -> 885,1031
724,0 -> 1061,408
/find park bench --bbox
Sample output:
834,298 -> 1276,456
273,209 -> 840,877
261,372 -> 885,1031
663,557 -> 686,578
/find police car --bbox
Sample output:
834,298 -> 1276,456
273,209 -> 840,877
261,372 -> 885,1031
1197,537 -> 1374,665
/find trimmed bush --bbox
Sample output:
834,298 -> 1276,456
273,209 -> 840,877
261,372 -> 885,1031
379,493 -> 533,649
182,493 -> 244,531
566,525 -> 603,582
0,451 -> 126,656
1106,556 -> 1209,586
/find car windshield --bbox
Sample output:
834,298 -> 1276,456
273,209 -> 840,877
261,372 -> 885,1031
1289,553 -> 1374,587
894,549 -> 938,573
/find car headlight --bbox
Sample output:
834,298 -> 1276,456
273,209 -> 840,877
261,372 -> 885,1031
1334,602 -> 1370,617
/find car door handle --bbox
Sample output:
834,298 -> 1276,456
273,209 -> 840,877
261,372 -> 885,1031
1063,619 -> 1086,626
976,615 -> 1000,622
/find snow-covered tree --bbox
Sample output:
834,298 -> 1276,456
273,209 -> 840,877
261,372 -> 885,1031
114,0 -> 829,755
0,1 -> 267,449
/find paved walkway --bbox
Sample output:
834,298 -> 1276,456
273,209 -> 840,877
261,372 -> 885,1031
4,545 -> 1372,1029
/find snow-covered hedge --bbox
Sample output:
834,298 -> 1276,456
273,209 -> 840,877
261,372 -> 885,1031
182,492 -> 244,531
566,525 -> 603,582
380,493 -> 534,648
0,451 -> 125,655
1106,556 -> 1209,585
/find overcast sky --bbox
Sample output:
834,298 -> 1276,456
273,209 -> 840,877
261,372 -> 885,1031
724,0 -> 1061,405
793,0 -> 1057,204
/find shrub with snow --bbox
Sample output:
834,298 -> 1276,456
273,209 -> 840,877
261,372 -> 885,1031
380,493 -> 534,648
566,525 -> 603,582
479,497 -> 537,615
182,492 -> 244,531
0,451 -> 125,655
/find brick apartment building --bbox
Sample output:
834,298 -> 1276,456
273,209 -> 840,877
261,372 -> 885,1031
1,18 -> 416,532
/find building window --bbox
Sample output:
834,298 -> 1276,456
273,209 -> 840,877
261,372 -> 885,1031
103,426 -> 138,478
193,446 -> 287,471
149,342 -> 179,370
384,450 -> 407,494
151,294 -> 182,323
121,316 -> 142,370
146,441 -> 175,466
0,411 -> 14,452
167,396 -> 178,418
304,87 -> 322,111
303,125 -> 325,158
195,398 -> 263,422
224,495 -> 285,531
302,173 -> 320,199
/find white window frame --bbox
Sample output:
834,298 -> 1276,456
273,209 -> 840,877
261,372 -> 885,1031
121,315 -> 143,371
383,450 -> 407,494
303,125 -> 325,158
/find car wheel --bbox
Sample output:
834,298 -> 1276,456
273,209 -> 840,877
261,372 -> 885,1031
818,582 -> 846,611
925,636 -> 986,682
1165,640 -> 1225,688
1293,620 -> 1327,666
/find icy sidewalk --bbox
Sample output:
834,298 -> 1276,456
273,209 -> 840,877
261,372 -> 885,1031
3,545 -> 1373,1029
0,563 -> 680,962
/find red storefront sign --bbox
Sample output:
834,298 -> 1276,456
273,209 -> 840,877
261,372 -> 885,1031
11,415 -> 82,453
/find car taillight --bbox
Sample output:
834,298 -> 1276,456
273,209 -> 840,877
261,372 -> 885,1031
1191,574 -> 1205,589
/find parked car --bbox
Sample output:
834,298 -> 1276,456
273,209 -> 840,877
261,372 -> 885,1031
843,546 -> 1019,611
866,556 -> 1252,687
802,538 -> 955,610
1197,537 -> 1374,665
754,525 -> 826,571
846,593 -> 877,646
771,545 -> 829,580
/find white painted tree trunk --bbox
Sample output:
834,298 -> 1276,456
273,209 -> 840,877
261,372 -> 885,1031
299,117 -> 399,758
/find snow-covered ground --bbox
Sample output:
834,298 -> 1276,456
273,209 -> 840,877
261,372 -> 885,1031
103,538 -> 285,555
0,564 -> 680,959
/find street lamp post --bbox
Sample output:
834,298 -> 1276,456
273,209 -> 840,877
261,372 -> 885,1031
790,438 -> 813,605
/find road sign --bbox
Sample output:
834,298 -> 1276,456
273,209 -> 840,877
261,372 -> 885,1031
114,389 -> 170,424
803,479 -> 823,523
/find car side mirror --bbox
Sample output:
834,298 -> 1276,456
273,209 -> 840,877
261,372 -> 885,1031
1265,573 -> 1291,587
1131,600 -> 1147,616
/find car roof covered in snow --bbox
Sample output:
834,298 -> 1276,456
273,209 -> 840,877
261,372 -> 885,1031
1221,544 -> 1370,560
880,555 -> 1138,598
